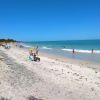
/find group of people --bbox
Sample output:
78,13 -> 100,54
1,43 -> 11,49
72,49 -> 94,54
29,46 -> 40,62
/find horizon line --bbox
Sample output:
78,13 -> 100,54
21,39 -> 100,42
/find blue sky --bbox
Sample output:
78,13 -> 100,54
0,0 -> 100,41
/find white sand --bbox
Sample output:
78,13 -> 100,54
0,46 -> 100,100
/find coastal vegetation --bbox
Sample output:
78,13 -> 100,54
0,39 -> 16,43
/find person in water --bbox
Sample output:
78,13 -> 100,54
72,49 -> 75,54
92,49 -> 94,54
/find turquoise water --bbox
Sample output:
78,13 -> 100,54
23,40 -> 100,62
24,40 -> 100,50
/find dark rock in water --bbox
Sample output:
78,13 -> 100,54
28,96 -> 43,100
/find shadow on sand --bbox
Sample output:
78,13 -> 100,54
28,96 -> 43,100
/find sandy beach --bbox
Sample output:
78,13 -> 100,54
0,45 -> 100,100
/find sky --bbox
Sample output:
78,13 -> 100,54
0,0 -> 100,41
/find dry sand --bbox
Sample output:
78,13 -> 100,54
0,45 -> 100,100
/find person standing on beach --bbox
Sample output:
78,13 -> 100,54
36,46 -> 39,55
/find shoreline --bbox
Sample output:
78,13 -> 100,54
23,44 -> 100,62
21,41 -> 100,62
0,45 -> 100,100
39,51 -> 100,71
20,45 -> 100,69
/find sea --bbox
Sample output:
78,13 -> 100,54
23,40 -> 100,62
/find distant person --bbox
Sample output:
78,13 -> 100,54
29,49 -> 34,61
4,43 -> 11,49
29,49 -> 33,56
36,46 -> 39,55
92,49 -> 94,54
72,49 -> 75,54
19,44 -> 24,48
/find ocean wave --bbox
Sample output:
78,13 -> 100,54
21,44 -> 32,48
62,49 -> 72,52
41,46 -> 52,50
62,49 -> 100,53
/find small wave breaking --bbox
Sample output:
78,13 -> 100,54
62,49 -> 100,53
21,44 -> 32,48
41,46 -> 52,50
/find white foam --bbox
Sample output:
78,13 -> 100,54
41,46 -> 52,50
23,45 -> 32,48
75,50 -> 91,53
62,49 -> 100,53
62,49 -> 72,52
94,50 -> 100,53
21,43 -> 32,48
